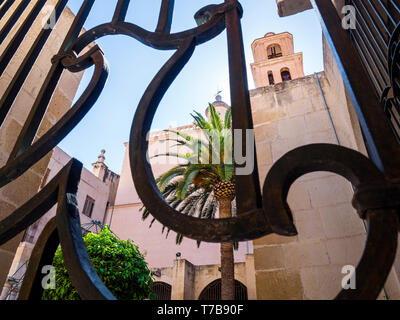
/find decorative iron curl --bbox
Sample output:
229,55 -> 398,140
68,1 -> 237,53
0,0 -> 397,301
0,45 -> 108,189
0,159 -> 116,300
1,0 -> 268,300
262,143 -> 399,300
125,0 -> 289,244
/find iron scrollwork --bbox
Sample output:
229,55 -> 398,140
0,0 -> 398,300
262,143 -> 399,299
379,19 -> 400,141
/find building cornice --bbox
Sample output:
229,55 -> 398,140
251,52 -> 303,68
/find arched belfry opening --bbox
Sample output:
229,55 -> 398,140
281,68 -> 292,81
267,44 -> 282,59
198,279 -> 248,300
251,32 -> 304,87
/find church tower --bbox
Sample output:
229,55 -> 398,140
250,32 -> 305,88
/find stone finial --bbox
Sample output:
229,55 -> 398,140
97,149 -> 106,163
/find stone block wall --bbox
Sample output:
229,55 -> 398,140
251,71 -> 381,299
251,40 -> 400,298
268,0 -> 400,299
155,256 -> 255,300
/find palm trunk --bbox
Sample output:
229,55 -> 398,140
218,198 -> 235,300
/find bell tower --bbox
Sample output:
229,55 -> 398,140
250,32 -> 305,88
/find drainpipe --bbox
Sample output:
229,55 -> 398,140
314,72 -> 340,145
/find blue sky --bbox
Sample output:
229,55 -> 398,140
61,0 -> 323,173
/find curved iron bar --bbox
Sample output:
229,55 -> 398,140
127,0 -> 287,243
2,159 -> 116,300
0,159 -> 76,245
18,217 -> 59,300
0,1 -> 235,190
262,143 -> 399,300
1,1 -> 254,299
64,0 -> 274,242
0,46 -> 108,189
129,37 -> 273,242
0,0 -> 398,300
55,159 -> 116,300
68,2 -> 235,54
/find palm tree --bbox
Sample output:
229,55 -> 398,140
141,104 -> 237,300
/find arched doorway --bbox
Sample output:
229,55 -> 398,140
198,279 -> 248,300
152,282 -> 172,300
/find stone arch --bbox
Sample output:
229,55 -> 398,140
198,279 -> 248,300
280,67 -> 292,81
152,281 -> 172,300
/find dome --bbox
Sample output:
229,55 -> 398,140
205,95 -> 230,121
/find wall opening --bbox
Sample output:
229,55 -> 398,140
267,44 -> 282,59
268,71 -> 275,85
152,281 -> 172,300
281,68 -> 292,81
198,279 -> 248,300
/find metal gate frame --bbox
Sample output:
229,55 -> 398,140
0,0 -> 398,300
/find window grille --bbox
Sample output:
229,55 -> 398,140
152,282 -> 172,300
198,279 -> 248,300
346,0 -> 400,139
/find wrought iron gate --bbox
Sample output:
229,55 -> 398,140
152,282 -> 172,300
198,279 -> 247,300
0,0 -> 399,300
345,0 -> 400,141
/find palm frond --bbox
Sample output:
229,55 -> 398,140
157,165 -> 187,191
224,107 -> 232,129
141,105 -> 235,247
208,103 -> 222,132
191,111 -> 213,130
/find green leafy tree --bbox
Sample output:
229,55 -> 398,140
141,104 -> 237,300
42,226 -> 154,300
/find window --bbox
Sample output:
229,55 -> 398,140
268,71 -> 275,85
267,44 -> 282,59
82,196 -> 95,218
281,68 -> 292,82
